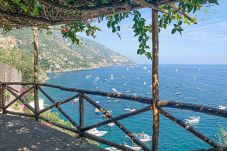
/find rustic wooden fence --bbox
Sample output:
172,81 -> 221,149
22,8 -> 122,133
0,82 -> 227,151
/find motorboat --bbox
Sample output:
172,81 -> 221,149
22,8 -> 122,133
87,128 -> 107,137
218,105 -> 226,110
95,108 -> 101,113
125,132 -> 151,142
107,123 -> 115,127
105,147 -> 121,151
124,108 -> 136,112
176,91 -> 182,95
124,145 -> 141,151
185,116 -> 200,125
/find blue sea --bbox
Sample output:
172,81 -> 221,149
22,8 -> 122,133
41,65 -> 227,151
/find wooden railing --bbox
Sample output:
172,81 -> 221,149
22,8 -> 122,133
0,82 -> 227,151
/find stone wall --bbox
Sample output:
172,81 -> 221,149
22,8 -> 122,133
0,62 -> 22,109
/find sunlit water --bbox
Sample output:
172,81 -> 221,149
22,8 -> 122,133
41,65 -> 227,150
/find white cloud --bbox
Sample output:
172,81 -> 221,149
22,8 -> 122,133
184,19 -> 227,42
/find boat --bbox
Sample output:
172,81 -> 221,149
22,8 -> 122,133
124,108 -> 131,111
218,105 -> 226,110
86,75 -> 92,79
176,91 -> 182,95
185,116 -> 200,125
87,128 -> 107,137
107,123 -> 115,127
124,108 -> 136,112
72,98 -> 79,104
96,101 -> 100,104
124,145 -> 141,151
130,108 -> 136,112
114,100 -> 120,103
95,108 -> 101,113
105,147 -> 121,151
126,132 -> 152,142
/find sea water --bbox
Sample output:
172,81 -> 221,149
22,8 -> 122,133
42,65 -> 227,151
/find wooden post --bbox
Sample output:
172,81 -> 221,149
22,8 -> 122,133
152,9 -> 160,151
79,93 -> 84,128
33,27 -> 39,121
0,82 -> 3,112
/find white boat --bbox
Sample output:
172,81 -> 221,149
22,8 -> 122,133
130,108 -> 136,112
126,132 -> 152,142
107,123 -> 115,127
124,108 -> 131,111
176,91 -> 182,95
185,116 -> 200,125
218,105 -> 226,110
124,145 -> 141,151
86,75 -> 92,79
95,108 -> 101,113
96,101 -> 100,104
105,147 -> 121,151
87,128 -> 107,137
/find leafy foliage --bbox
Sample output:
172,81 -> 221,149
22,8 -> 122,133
1,0 -> 219,60
217,125 -> 227,146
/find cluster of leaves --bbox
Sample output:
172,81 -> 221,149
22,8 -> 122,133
61,0 -> 219,60
61,22 -> 101,44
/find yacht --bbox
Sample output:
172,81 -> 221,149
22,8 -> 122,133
185,116 -> 200,125
125,132 -> 151,142
87,128 -> 107,137
218,105 -> 226,110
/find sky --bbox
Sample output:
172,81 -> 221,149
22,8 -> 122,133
82,0 -> 227,64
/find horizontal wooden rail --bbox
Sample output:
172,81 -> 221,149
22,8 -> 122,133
84,94 -> 150,151
39,83 -> 151,104
5,110 -> 35,118
1,82 -> 227,151
159,108 -> 221,148
158,100 -> 227,118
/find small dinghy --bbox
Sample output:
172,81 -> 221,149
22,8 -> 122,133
87,128 -> 107,137
185,116 -> 200,125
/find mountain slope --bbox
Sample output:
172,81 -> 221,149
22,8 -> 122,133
0,29 -> 133,72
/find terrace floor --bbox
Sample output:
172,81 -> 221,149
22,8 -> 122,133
0,114 -> 104,151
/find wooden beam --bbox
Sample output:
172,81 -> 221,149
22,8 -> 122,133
83,94 -> 150,151
33,27 -> 39,121
158,100 -> 227,118
38,86 -> 80,129
81,105 -> 152,132
159,108 -> 221,148
79,93 -> 84,128
152,9 -> 160,151
39,83 -> 152,104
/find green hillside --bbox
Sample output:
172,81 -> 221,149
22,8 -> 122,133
0,28 -> 133,73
